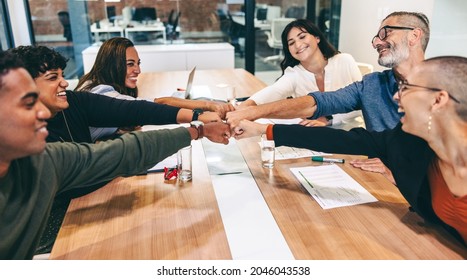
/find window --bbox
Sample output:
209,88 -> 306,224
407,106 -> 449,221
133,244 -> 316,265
0,0 -> 13,50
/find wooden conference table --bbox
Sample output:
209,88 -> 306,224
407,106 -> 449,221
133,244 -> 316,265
50,69 -> 466,259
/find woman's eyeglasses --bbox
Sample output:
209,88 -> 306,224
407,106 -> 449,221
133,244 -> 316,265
397,80 -> 461,103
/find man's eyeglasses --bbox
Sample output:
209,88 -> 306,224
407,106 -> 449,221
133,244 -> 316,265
397,80 -> 461,103
372,25 -> 414,46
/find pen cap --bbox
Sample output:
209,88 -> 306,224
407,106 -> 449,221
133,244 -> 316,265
311,156 -> 324,162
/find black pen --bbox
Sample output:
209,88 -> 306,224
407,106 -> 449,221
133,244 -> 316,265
311,156 -> 345,164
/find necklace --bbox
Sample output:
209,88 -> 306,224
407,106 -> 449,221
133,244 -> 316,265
61,111 -> 74,142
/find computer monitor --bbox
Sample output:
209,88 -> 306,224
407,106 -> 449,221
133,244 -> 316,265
106,6 -> 116,23
256,8 -> 267,21
133,7 -> 157,21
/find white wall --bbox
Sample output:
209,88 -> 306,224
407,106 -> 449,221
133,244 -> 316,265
427,0 -> 467,58
338,0 -> 438,71
339,0 -> 467,71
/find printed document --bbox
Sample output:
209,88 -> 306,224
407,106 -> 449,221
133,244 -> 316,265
148,153 -> 177,172
256,142 -> 330,160
275,146 -> 330,160
255,118 -> 330,159
290,164 -> 378,209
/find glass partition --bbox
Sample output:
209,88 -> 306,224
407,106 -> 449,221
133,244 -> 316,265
0,0 -> 13,50
26,0 -> 228,78
24,0 -> 340,80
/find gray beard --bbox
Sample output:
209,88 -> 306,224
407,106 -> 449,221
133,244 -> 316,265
378,40 -> 410,68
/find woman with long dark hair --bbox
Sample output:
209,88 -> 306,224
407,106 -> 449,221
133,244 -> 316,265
76,37 -> 232,140
239,19 -> 362,126
76,37 -> 138,98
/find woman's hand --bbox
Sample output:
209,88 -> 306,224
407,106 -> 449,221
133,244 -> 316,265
350,158 -> 396,185
299,116 -> 329,127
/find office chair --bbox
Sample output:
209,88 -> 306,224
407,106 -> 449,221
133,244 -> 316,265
57,11 -> 72,42
356,62 -> 374,76
285,6 -> 305,19
106,6 -> 116,23
166,10 -> 181,42
266,6 -> 281,21
226,13 -> 246,57
264,18 -> 295,63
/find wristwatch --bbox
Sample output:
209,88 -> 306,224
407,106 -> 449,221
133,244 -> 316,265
192,108 -> 204,121
190,121 -> 204,140
325,115 -> 333,126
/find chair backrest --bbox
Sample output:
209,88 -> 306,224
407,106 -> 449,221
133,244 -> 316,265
57,11 -> 69,25
122,6 -> 133,23
285,6 -> 305,19
166,11 -> 181,40
57,11 -> 72,41
133,7 -> 157,21
106,6 -> 116,22
266,6 -> 281,21
227,13 -> 245,38
356,62 -> 374,76
172,11 -> 181,30
268,18 -> 295,49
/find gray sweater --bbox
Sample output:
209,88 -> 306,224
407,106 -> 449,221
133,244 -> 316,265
0,127 -> 191,259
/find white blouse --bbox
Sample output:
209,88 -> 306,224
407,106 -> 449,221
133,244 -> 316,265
250,53 -> 363,125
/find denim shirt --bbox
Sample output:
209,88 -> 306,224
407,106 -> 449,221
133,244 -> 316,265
309,69 -> 402,132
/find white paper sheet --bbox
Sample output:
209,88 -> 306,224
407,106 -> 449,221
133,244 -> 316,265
275,146 -> 331,160
147,153 -> 177,173
290,164 -> 378,209
255,119 -> 331,160
256,142 -> 331,160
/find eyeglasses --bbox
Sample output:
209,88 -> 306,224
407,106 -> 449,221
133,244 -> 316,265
371,25 -> 415,46
397,80 -> 461,103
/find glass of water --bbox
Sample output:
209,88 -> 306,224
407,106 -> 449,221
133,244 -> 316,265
177,145 -> 192,181
261,135 -> 275,168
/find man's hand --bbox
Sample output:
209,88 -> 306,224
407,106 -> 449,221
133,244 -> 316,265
199,111 -> 222,123
350,158 -> 396,185
233,120 -> 268,140
203,122 -> 231,144
207,101 -> 235,119
299,116 -> 328,127
226,107 -> 256,128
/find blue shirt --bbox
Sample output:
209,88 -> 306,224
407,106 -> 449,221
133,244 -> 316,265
309,69 -> 402,132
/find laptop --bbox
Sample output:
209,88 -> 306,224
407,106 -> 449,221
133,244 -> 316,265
172,67 -> 226,102
172,66 -> 195,99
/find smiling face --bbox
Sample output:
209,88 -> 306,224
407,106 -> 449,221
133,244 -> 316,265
125,47 -> 141,89
372,17 -> 411,68
34,68 -> 69,116
0,68 -> 51,162
393,67 -> 435,138
286,27 -> 321,63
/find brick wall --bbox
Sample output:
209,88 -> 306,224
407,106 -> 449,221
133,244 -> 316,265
28,0 -> 308,36
29,0 -> 226,36
29,0 -> 69,36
